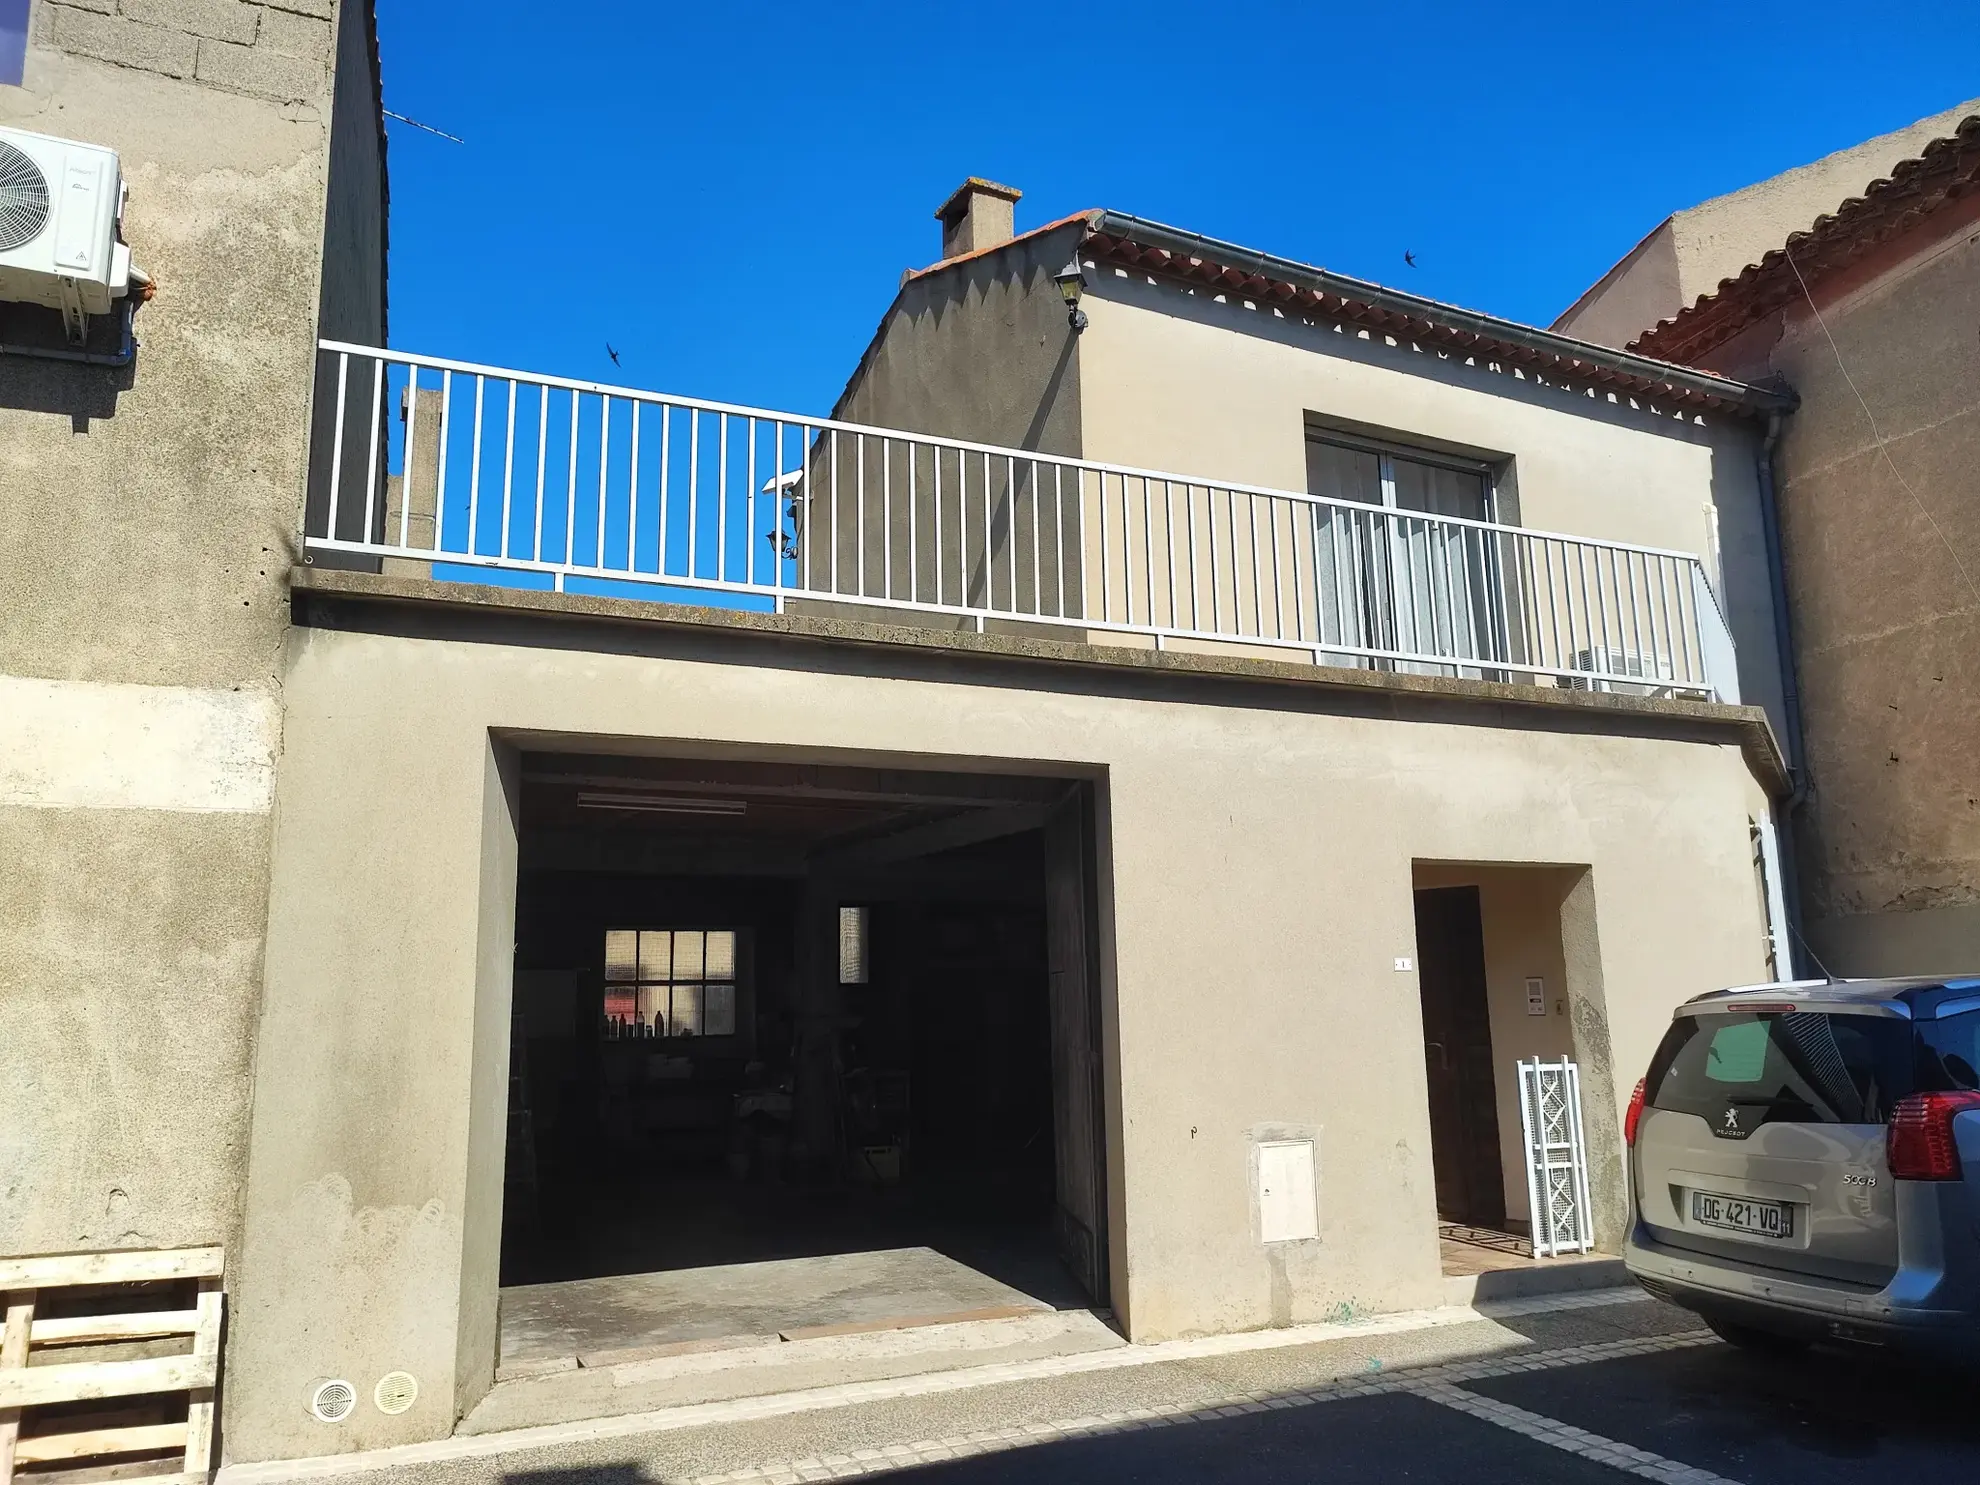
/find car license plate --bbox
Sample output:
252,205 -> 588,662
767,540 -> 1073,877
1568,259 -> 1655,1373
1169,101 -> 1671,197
1691,1190 -> 1792,1239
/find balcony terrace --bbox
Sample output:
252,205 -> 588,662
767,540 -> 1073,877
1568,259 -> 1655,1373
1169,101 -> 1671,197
304,342 -> 1742,705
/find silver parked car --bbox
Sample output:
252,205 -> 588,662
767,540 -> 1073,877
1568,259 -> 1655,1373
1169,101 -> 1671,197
1625,976 -> 1980,1357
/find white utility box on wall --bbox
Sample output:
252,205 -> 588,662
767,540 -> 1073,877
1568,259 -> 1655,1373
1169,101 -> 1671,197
1257,1138 -> 1319,1243
0,124 -> 133,337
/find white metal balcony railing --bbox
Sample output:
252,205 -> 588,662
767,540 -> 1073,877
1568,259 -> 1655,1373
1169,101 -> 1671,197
304,342 -> 1741,703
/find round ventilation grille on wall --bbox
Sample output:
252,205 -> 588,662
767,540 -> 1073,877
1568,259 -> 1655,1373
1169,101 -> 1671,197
373,1371 -> 419,1416
0,142 -> 49,252
308,1378 -> 357,1424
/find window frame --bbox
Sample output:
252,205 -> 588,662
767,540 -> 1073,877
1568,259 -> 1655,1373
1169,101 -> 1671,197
1304,428 -> 1516,676
602,926 -> 742,1039
1304,428 -> 1503,523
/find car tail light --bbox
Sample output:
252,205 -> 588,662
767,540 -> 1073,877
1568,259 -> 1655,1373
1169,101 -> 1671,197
1887,1091 -> 1980,1180
1624,1078 -> 1647,1148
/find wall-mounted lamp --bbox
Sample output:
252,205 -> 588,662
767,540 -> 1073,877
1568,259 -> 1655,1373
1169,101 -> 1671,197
1054,256 -> 1088,333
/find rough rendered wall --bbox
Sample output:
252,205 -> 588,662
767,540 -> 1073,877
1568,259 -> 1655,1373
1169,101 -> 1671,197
1701,205 -> 1980,973
834,222 -> 1084,456
799,223 -> 1084,627
0,1 -> 350,1258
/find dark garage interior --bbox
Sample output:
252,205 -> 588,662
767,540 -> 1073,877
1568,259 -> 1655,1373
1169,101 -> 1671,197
496,753 -> 1108,1362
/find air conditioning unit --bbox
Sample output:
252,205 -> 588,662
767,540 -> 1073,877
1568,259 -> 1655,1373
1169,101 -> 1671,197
1564,646 -> 1676,698
0,125 -> 134,341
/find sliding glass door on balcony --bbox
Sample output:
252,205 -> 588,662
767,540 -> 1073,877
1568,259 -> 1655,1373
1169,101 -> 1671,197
1306,436 -> 1511,680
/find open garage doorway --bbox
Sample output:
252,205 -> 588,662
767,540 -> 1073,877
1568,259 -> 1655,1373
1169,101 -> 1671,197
495,753 -> 1110,1374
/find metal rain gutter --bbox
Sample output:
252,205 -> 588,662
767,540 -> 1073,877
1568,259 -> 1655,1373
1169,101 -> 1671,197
1089,210 -> 1799,419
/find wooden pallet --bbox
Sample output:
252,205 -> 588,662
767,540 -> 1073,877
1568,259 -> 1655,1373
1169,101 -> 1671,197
0,1246 -> 223,1485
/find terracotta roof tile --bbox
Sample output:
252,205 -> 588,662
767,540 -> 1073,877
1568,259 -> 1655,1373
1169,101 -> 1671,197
1082,212 -> 1790,416
1634,113 -> 1980,363
857,207 -> 1790,420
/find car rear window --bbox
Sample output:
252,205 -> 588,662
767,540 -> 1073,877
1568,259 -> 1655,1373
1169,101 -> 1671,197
1646,1008 -> 1980,1129
1646,1011 -> 1913,1126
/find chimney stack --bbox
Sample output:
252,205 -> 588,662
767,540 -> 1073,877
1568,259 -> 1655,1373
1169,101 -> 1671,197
934,178 -> 1021,261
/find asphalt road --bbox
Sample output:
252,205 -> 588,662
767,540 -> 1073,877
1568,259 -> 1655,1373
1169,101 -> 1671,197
867,1340 -> 1980,1484
1464,1338 -> 1980,1483
872,1390 -> 1638,1482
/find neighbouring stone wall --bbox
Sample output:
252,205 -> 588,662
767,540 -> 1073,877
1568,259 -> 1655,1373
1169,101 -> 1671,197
37,0 -> 335,104
1712,209 -> 1980,975
0,1 -> 374,1266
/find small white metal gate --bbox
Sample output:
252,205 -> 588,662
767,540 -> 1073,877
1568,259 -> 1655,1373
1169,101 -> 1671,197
1516,1058 -> 1595,1257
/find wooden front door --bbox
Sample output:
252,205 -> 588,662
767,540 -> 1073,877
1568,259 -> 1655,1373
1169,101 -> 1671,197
1413,886 -> 1506,1229
1043,787 -> 1107,1302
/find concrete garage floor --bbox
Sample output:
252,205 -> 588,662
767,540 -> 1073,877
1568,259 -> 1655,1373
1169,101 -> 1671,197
471,1246 -> 1125,1434
499,1247 -> 1065,1370
503,1173 -> 1081,1301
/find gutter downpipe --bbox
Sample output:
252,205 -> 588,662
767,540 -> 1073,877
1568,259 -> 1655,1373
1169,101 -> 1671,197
1756,408 -> 1813,974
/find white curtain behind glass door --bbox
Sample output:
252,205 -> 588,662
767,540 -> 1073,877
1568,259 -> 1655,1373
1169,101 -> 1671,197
1387,455 -> 1495,676
1305,437 -> 1503,677
1305,439 -> 1384,666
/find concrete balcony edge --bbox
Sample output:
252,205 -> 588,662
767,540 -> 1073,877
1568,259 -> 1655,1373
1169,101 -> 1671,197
287,566 -> 1790,797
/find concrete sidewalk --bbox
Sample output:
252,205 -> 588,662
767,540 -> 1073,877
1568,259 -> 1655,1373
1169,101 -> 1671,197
218,1287 -> 1691,1485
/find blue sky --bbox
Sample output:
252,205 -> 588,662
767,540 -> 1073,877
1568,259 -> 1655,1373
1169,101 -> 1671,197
376,1 -> 1979,416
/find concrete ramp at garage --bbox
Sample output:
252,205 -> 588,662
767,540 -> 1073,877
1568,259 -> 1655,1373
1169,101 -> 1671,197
467,1248 -> 1123,1432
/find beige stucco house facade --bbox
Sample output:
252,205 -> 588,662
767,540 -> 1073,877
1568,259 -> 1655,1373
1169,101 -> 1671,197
223,184 -> 1797,1464
3,9 -> 1804,1472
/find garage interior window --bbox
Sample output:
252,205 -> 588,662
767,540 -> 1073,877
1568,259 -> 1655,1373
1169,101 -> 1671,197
838,905 -> 871,985
604,928 -> 737,1037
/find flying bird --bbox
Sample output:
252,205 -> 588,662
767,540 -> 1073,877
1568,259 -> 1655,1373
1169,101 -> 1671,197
606,343 -> 621,367
1403,250 -> 1417,268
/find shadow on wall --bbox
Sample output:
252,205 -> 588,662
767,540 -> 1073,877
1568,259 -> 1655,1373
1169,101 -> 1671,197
0,301 -> 136,425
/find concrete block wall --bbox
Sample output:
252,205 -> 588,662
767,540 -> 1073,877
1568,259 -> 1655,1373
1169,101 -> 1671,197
36,0 -> 334,103
0,2 -> 367,1267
